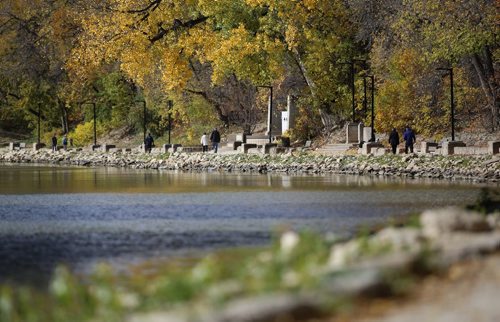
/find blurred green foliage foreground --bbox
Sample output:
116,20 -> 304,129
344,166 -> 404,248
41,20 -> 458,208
1,231 -> 335,322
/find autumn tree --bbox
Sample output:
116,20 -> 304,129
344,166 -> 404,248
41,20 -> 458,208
0,0 -> 79,135
401,0 -> 498,130
349,0 -> 498,134
68,0 -> 357,135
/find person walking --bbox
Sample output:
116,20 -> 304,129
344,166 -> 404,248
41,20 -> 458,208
388,128 -> 400,154
62,135 -> 68,151
200,132 -> 208,152
51,134 -> 57,152
144,133 -> 154,153
210,128 -> 220,153
403,126 -> 416,154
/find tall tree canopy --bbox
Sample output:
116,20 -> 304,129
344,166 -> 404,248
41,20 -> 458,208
67,0 -> 356,130
0,0 -> 497,142
349,0 -> 498,134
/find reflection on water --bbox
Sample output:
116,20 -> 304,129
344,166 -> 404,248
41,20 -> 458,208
0,164 -> 486,194
0,164 -> 491,286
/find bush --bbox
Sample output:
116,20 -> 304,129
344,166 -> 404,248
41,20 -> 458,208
69,121 -> 105,146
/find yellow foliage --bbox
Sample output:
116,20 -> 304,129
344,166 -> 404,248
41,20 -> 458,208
372,45 -> 479,138
67,0 -> 349,104
69,121 -> 105,146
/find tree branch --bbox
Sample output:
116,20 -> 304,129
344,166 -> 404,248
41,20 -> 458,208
126,0 -> 163,14
149,15 -> 209,43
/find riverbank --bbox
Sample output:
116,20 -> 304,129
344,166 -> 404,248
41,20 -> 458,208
1,147 -> 499,183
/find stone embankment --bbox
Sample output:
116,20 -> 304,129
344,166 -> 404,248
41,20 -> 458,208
1,148 -> 499,182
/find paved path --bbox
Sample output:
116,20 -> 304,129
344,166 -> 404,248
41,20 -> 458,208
348,255 -> 500,322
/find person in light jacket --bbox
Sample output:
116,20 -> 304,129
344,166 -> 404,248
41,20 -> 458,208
200,132 -> 208,152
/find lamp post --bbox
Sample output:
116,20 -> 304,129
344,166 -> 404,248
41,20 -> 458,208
340,61 -> 355,122
136,100 -> 147,143
340,59 -> 366,123
167,100 -> 173,145
257,85 -> 273,143
37,103 -> 41,144
80,101 -> 97,146
436,67 -> 455,141
364,75 -> 375,142
363,76 -> 368,118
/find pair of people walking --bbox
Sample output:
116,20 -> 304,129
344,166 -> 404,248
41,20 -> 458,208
51,134 -> 70,152
388,126 -> 416,154
201,128 -> 221,153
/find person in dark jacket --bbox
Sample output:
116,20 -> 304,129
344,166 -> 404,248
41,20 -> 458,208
403,126 -> 416,154
51,134 -> 58,152
144,133 -> 154,153
388,128 -> 400,154
210,128 -> 221,153
62,135 -> 68,151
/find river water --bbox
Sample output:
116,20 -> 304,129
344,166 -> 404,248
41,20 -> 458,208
0,164 -> 489,285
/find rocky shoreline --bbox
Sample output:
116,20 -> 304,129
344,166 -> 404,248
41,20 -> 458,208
1,147 -> 499,183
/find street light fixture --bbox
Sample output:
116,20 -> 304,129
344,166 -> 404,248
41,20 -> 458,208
339,59 -> 366,123
257,85 -> 273,143
363,76 -> 368,118
37,103 -> 41,144
436,67 -> 455,141
364,75 -> 375,142
167,100 -> 173,145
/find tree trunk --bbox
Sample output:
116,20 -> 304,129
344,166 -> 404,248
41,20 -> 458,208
59,99 -> 69,133
292,50 -> 317,98
319,107 -> 333,130
292,50 -> 341,130
471,49 -> 498,130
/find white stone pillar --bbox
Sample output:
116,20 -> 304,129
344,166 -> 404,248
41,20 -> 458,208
357,122 -> 364,143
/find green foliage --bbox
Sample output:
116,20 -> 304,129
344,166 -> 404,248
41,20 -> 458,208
94,73 -> 137,130
395,0 -> 497,64
0,231 -> 333,321
155,95 -> 219,145
0,105 -> 30,133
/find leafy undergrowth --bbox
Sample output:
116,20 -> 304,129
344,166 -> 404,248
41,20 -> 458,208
0,233 -> 333,322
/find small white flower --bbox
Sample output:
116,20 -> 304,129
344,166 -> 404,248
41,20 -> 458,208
283,271 -> 300,287
328,240 -> 360,269
280,231 -> 300,255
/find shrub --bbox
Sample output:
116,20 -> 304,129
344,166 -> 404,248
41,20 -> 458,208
69,121 -> 105,146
